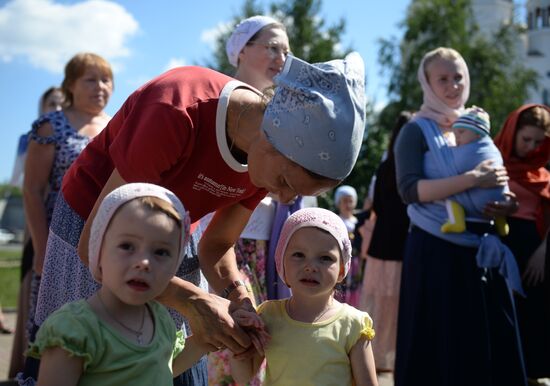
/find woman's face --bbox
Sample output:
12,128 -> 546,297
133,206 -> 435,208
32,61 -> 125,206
426,57 -> 466,109
247,131 -> 338,203
69,66 -> 113,114
238,26 -> 290,90
41,90 -> 64,114
513,124 -> 546,158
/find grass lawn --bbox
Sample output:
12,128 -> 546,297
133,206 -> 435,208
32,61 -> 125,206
0,266 -> 20,308
0,246 -> 22,308
0,248 -> 21,261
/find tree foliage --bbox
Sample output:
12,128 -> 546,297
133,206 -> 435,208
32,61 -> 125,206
0,184 -> 22,198
378,0 -> 537,134
268,0 -> 346,62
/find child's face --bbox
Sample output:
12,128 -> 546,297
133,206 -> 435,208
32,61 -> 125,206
283,227 -> 344,297
337,195 -> 356,215
99,200 -> 181,305
454,128 -> 480,146
426,57 -> 466,109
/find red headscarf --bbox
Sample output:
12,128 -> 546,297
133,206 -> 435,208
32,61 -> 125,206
494,104 -> 550,234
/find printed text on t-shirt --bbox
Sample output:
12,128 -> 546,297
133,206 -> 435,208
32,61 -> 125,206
193,173 -> 246,198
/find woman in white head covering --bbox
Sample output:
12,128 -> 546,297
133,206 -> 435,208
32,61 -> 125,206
226,15 -> 290,92
393,47 -> 524,386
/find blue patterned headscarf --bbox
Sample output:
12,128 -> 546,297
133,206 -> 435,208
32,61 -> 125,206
261,52 -> 367,180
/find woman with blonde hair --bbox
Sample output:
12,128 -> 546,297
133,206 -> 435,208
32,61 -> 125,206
394,47 -> 525,386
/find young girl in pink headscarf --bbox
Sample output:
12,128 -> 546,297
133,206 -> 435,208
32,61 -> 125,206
229,207 -> 378,386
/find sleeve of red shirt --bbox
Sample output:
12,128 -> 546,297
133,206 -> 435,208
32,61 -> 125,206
109,101 -> 195,184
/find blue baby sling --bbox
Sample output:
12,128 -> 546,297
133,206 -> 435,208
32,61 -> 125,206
407,118 -> 524,296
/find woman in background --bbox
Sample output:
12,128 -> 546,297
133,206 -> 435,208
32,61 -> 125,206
8,86 -> 65,378
495,104 -> 550,385
394,47 -> 523,386
20,52 -> 113,381
360,111 -> 412,376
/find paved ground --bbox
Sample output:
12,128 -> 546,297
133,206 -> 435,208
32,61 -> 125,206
0,308 -> 394,385
0,309 -> 16,385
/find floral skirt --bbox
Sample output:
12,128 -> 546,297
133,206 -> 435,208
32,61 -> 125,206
207,238 -> 267,386
335,254 -> 364,307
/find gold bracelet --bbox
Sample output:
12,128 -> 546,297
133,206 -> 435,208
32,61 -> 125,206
221,280 -> 247,299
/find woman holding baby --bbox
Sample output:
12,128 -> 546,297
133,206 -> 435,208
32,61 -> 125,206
393,47 -> 526,386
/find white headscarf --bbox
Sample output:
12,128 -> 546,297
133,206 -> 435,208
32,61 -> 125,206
88,183 -> 190,283
226,15 -> 279,67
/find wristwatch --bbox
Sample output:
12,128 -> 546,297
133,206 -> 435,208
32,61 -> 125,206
221,280 -> 248,299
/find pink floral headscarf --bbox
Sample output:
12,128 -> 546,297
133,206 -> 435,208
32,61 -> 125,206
416,47 -> 470,128
274,207 -> 352,285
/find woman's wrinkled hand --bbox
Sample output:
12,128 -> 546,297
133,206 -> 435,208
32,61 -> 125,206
470,159 -> 509,188
175,290 -> 252,354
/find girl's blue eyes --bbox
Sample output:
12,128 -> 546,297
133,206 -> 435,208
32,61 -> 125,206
155,249 -> 172,258
119,243 -> 132,251
117,243 -> 172,258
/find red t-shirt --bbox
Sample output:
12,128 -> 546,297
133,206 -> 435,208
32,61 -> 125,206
62,66 -> 267,222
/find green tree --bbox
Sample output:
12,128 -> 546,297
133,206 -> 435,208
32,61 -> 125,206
268,0 -> 346,62
378,0 -> 537,134
0,184 -> 21,199
206,0 -> 381,209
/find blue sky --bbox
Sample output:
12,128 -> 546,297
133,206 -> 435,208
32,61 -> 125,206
0,0 -> 410,183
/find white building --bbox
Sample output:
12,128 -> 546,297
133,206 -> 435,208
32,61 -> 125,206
472,0 -> 550,105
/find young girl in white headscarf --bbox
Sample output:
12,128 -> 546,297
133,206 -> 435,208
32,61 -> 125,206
229,207 -> 378,386
28,184 -> 212,385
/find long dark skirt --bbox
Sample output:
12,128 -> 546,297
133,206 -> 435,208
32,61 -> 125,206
502,217 -> 550,379
394,226 -> 526,386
